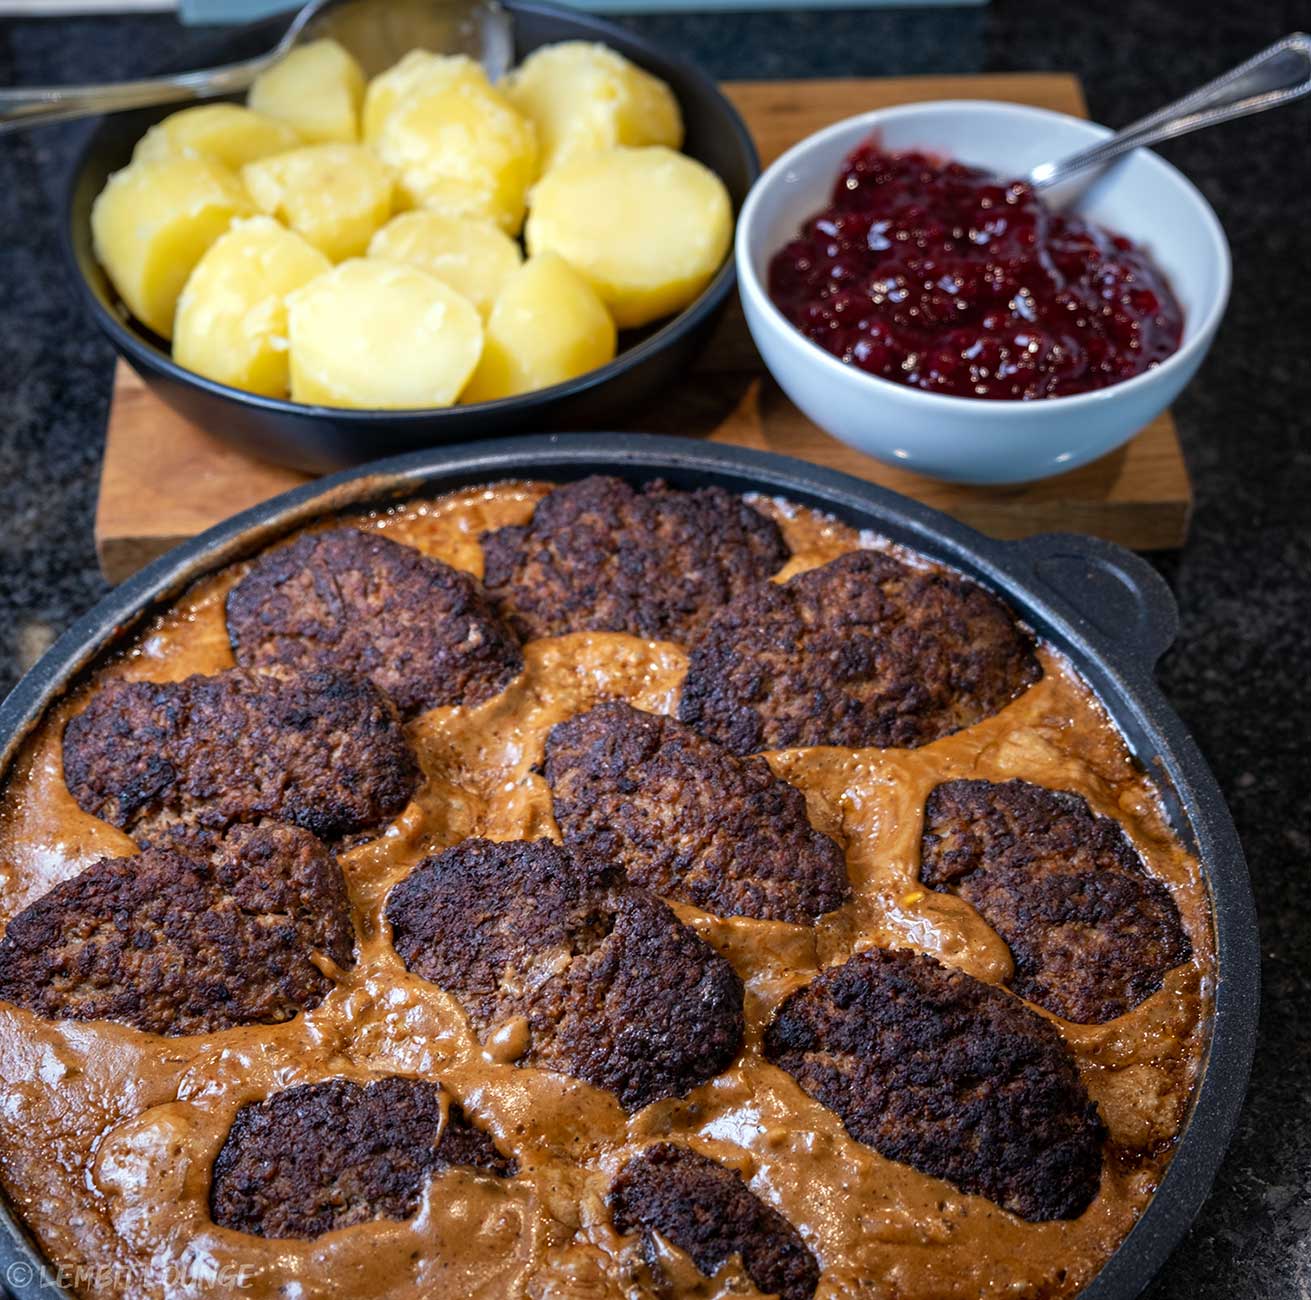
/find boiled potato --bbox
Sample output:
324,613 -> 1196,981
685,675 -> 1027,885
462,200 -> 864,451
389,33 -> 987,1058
362,50 -> 485,143
242,144 -> 393,261
248,38 -> 364,143
287,258 -> 482,408
501,42 -> 683,173
133,104 -> 301,170
367,211 -> 521,319
525,146 -> 731,328
174,217 -> 331,397
374,73 -> 537,234
463,253 -> 615,403
91,156 -> 253,338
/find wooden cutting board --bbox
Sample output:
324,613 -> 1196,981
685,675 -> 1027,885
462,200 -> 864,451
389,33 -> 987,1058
94,73 -> 1192,584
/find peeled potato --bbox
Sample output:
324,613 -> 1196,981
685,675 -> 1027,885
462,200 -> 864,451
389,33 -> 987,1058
174,216 -> 331,397
374,74 -> 537,234
367,211 -> 521,319
525,146 -> 731,329
91,156 -> 253,338
463,252 -> 616,403
362,50 -> 485,143
242,144 -> 393,261
248,38 -> 364,143
287,258 -> 482,408
133,104 -> 301,170
501,41 -> 683,173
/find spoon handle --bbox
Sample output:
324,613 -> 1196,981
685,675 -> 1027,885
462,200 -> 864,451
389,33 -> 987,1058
0,56 -> 270,135
1029,31 -> 1311,188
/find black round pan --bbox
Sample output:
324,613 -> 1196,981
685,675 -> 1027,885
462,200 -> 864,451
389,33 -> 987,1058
0,435 -> 1259,1300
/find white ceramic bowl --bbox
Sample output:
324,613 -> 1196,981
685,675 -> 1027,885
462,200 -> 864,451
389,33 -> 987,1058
736,100 -> 1231,485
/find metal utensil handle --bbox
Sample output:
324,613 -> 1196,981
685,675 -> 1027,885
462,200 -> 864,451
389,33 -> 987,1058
1030,31 -> 1311,188
0,56 -> 270,135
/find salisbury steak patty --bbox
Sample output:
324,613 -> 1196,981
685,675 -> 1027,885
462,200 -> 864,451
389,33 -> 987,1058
63,668 -> 418,842
0,824 -> 354,1035
920,779 -> 1191,1023
385,838 -> 744,1110
763,947 -> 1104,1221
226,526 -> 522,718
480,476 -> 790,643
610,1143 -> 820,1300
678,549 -> 1040,754
544,701 -> 848,923
210,1077 -> 514,1238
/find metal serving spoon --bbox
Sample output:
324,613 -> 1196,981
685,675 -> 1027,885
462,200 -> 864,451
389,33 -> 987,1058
0,0 -> 513,134
1028,32 -> 1311,195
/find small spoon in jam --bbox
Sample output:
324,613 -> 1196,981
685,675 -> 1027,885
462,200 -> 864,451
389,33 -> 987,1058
0,0 -> 513,134
1028,32 -> 1311,198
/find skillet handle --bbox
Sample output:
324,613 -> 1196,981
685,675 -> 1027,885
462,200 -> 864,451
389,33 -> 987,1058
1000,533 -> 1179,669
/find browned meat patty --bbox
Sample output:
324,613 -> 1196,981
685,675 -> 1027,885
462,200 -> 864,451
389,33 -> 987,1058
210,1077 -> 514,1239
919,779 -> 1191,1023
226,527 -> 522,718
480,476 -> 790,643
544,701 -> 848,923
385,838 -> 744,1111
678,549 -> 1040,754
763,947 -> 1104,1221
63,668 -> 418,842
609,1143 -> 819,1300
0,824 -> 354,1035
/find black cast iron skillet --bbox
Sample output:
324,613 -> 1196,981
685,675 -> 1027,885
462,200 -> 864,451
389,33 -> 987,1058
61,3 -> 760,475
0,436 -> 1259,1300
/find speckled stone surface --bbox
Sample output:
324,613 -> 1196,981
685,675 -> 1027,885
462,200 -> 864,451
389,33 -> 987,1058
0,0 -> 1308,1295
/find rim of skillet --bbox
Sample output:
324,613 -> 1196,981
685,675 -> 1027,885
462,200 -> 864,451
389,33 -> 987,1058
0,435 -> 1259,1300
59,0 -> 760,425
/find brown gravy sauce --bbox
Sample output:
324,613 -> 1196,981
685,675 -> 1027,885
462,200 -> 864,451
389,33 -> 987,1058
0,483 -> 1214,1300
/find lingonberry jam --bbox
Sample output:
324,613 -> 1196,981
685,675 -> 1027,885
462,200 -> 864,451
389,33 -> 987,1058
768,144 -> 1184,400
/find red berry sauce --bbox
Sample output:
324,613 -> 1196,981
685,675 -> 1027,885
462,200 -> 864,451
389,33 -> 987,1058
767,143 -> 1184,400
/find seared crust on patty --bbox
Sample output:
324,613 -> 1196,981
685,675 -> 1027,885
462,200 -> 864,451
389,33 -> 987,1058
609,1143 -> 820,1300
544,701 -> 848,923
63,668 -> 418,842
920,779 -> 1191,1023
210,1077 -> 514,1239
678,550 -> 1040,754
480,476 -> 791,643
0,825 -> 354,1035
226,527 -> 522,718
384,838 -> 744,1111
763,947 -> 1104,1221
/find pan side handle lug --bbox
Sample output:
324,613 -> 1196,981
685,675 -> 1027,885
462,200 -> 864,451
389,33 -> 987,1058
1001,533 -> 1180,670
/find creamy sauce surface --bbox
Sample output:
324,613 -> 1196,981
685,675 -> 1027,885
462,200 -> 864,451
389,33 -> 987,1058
0,483 -> 1214,1300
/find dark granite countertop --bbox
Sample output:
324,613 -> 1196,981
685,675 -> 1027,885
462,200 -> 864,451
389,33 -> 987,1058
0,0 -> 1308,1295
